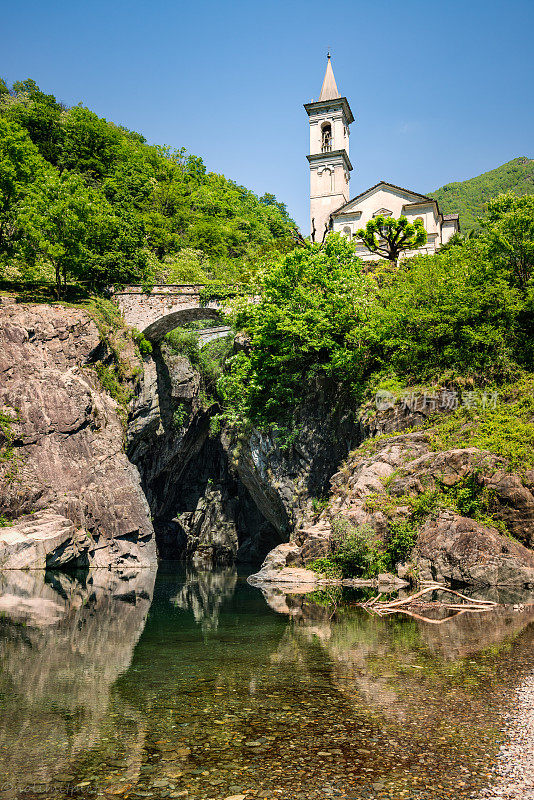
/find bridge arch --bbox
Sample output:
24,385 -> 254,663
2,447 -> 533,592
142,306 -> 223,342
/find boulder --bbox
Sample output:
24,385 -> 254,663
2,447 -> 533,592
485,471 -> 534,548
0,512 -> 88,569
415,511 -> 534,586
248,543 -> 318,589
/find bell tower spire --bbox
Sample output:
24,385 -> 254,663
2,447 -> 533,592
304,55 -> 354,240
319,52 -> 340,101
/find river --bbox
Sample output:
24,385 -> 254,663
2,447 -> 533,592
0,565 -> 532,800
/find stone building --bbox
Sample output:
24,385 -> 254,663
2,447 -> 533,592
305,56 -> 460,257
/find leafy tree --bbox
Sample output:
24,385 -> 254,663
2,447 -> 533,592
356,215 -> 427,264
18,170 -> 96,294
0,116 -> 50,254
59,106 -> 123,179
12,79 -> 40,97
372,242 -> 523,381
484,193 -> 534,288
219,222 -> 534,429
218,234 -> 375,425
1,84 -> 64,164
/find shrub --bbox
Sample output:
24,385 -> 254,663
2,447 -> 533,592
173,403 -> 189,429
309,516 -> 419,580
0,408 -> 17,464
386,521 -> 418,566
93,362 -> 131,408
311,497 -> 329,515
164,327 -> 200,366
331,519 -> 388,578
132,329 -> 153,357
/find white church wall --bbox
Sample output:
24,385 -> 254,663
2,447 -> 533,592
331,189 -> 450,260
441,221 -> 457,244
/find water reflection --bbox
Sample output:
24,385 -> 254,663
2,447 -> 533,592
0,568 -> 156,797
0,564 -> 532,800
170,566 -> 238,635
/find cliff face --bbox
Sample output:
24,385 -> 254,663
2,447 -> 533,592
126,345 -> 369,566
127,344 -> 282,566
0,300 -> 156,569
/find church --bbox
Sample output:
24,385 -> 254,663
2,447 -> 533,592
305,56 -> 460,257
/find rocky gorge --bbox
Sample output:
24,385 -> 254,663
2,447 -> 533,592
1,298 -> 534,590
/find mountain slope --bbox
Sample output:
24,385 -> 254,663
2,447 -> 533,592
430,157 -> 534,232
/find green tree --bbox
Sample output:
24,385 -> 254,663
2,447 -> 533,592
1,82 -> 64,165
12,79 -> 40,97
0,77 -> 297,288
18,171 -> 94,294
0,116 -> 49,254
59,105 -> 122,179
484,193 -> 534,288
356,215 -> 427,264
219,234 -> 375,425
370,241 -> 523,381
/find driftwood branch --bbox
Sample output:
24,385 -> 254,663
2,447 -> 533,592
359,583 -> 497,618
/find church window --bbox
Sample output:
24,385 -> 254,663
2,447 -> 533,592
321,167 -> 334,192
415,216 -> 425,228
343,226 -> 352,240
321,122 -> 332,152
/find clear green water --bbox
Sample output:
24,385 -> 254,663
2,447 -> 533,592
0,564 -> 533,800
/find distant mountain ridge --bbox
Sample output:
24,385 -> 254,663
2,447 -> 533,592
430,156 -> 534,232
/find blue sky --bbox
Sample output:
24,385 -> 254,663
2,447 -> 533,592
2,0 -> 533,231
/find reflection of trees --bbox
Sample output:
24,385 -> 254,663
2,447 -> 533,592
0,568 -> 156,795
170,566 -> 237,635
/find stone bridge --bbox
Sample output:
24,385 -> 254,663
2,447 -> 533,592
112,285 -> 231,344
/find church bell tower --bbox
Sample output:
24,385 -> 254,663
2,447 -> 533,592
304,55 -> 354,240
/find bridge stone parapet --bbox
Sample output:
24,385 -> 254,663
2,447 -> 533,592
197,326 -> 232,347
112,285 -> 225,342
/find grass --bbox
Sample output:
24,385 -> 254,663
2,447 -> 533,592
363,475 -> 509,537
428,377 -> 534,471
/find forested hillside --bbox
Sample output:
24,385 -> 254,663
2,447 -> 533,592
0,78 -> 297,293
431,157 -> 534,232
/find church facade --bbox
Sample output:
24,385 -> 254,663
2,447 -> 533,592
304,57 -> 460,257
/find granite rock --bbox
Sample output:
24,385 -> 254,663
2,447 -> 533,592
0,303 -> 156,569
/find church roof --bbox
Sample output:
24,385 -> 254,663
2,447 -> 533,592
319,55 -> 340,101
331,181 -> 438,216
